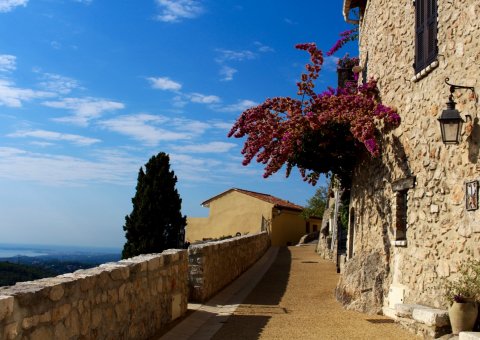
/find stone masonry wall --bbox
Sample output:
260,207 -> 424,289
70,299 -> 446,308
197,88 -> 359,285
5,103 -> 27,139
338,0 -> 480,313
188,232 -> 270,302
0,249 -> 188,340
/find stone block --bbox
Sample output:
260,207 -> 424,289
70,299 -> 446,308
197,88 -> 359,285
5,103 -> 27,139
412,306 -> 449,327
394,303 -> 427,318
460,332 -> 480,340
0,295 -> 14,321
49,285 -> 64,301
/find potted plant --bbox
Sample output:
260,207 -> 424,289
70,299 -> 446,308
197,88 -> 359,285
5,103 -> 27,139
336,54 -> 359,89
443,259 -> 480,334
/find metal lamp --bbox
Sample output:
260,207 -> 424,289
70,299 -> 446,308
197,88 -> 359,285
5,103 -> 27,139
438,78 -> 475,144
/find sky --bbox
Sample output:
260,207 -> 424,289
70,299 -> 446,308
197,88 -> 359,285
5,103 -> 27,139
0,0 -> 357,248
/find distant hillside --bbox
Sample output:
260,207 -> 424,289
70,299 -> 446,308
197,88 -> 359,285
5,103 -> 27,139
0,261 -> 56,286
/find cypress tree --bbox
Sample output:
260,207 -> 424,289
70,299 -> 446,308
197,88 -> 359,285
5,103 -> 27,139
121,152 -> 186,259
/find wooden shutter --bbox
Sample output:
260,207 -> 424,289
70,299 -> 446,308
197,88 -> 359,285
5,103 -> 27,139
426,0 -> 438,65
414,0 -> 437,73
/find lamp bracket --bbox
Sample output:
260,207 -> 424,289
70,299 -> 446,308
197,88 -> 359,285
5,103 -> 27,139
445,77 -> 475,98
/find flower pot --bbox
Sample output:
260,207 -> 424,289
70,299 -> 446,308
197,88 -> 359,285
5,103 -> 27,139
448,301 -> 478,334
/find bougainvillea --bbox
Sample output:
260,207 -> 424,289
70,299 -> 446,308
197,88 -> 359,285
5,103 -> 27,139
326,27 -> 359,56
228,43 -> 400,186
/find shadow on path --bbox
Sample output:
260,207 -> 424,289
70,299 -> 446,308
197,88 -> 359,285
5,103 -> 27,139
211,247 -> 292,339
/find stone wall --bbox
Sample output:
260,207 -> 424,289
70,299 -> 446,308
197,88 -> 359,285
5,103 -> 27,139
188,232 -> 270,302
0,249 -> 188,340
338,0 -> 480,314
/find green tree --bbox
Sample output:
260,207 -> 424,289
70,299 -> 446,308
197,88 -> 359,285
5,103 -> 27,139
122,152 -> 186,259
302,183 -> 329,219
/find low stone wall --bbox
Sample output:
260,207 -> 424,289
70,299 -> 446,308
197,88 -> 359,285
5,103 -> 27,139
0,249 -> 188,340
188,232 -> 270,302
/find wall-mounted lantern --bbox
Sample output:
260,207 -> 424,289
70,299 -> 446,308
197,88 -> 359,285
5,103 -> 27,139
438,78 -> 475,144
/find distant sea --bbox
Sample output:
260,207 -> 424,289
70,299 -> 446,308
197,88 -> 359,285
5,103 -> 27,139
0,243 -> 121,259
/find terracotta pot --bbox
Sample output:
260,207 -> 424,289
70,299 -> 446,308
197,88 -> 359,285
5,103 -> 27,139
448,301 -> 479,334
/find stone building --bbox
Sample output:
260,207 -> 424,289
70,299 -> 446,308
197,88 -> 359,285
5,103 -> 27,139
186,188 -> 321,246
337,0 -> 480,316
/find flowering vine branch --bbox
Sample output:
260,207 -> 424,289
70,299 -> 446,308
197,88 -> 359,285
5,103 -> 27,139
326,27 -> 359,56
228,42 -> 400,186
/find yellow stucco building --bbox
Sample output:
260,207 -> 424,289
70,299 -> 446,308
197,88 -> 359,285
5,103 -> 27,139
186,188 -> 321,246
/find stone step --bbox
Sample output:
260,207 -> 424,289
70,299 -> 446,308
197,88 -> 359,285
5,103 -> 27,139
460,332 -> 480,340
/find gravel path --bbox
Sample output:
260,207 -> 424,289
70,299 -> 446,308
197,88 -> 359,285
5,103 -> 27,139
212,245 -> 419,340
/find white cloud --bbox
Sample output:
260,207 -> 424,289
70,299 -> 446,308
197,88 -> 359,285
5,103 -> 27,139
155,0 -> 203,23
99,113 -> 192,146
172,95 -> 188,108
217,99 -> 258,113
209,120 -> 234,131
254,41 -> 274,53
74,0 -> 92,4
215,48 -> 256,63
0,0 -> 27,13
171,141 -> 236,153
0,54 -> 16,72
148,76 -> 182,91
189,93 -> 220,104
50,41 -> 61,50
43,97 -> 125,126
8,129 -> 100,146
219,66 -> 237,81
0,147 -> 140,186
171,117 -> 210,134
284,18 -> 297,25
324,56 -> 340,72
0,79 -> 54,107
37,73 -> 81,94
169,153 -> 222,182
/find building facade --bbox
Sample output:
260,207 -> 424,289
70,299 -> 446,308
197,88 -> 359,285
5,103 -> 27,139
338,0 -> 480,314
186,188 -> 320,246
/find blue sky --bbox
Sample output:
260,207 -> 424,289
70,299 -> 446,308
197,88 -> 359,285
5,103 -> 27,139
0,0 -> 356,248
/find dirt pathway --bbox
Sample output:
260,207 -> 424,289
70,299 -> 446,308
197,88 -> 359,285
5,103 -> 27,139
212,245 -> 419,340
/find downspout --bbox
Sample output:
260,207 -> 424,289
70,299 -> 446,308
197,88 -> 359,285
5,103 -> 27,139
330,188 -> 340,252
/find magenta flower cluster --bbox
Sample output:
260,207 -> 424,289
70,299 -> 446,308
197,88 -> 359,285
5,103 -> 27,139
228,42 -> 400,185
326,28 -> 359,56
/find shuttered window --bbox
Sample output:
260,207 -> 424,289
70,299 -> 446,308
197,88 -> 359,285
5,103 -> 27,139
414,0 -> 437,73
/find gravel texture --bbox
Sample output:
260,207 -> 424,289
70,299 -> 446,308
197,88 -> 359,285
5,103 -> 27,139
212,245 -> 419,339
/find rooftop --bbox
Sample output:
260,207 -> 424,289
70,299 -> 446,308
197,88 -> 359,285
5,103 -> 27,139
201,188 -> 304,212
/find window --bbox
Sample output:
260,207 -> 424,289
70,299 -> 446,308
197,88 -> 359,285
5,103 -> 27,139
391,176 -> 415,247
414,0 -> 438,73
394,191 -> 408,241
306,222 -> 310,234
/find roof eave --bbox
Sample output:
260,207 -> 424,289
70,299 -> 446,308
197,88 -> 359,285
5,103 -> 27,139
343,0 -> 360,24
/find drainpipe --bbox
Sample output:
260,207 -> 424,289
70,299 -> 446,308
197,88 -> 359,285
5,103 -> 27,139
331,189 -> 340,252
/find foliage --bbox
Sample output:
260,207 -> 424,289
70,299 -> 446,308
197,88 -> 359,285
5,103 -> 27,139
122,153 -> 186,259
443,259 -> 480,304
327,27 -> 359,56
337,53 -> 360,70
302,183 -> 329,219
228,43 -> 400,187
0,261 -> 56,286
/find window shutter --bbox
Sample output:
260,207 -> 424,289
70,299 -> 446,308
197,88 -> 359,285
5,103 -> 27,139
415,0 -> 437,74
415,0 -> 425,73
426,0 -> 437,65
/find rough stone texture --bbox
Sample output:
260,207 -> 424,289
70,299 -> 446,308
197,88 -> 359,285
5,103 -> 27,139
340,0 -> 480,320
0,249 -> 188,339
336,251 -> 386,314
188,232 -> 270,302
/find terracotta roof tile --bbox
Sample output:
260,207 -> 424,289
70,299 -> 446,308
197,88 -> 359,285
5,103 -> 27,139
201,188 -> 304,211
